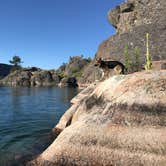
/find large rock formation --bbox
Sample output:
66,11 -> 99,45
28,70 -> 166,166
79,0 -> 166,84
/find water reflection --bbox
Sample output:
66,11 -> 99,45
0,86 -> 78,166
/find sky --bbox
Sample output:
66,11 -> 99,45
0,0 -> 124,69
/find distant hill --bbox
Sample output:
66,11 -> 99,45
0,64 -> 13,79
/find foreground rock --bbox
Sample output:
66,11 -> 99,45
28,70 -> 166,166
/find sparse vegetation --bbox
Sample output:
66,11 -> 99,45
124,45 -> 132,73
71,67 -> 83,78
123,33 -> 153,73
133,47 -> 140,72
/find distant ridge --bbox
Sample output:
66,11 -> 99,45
0,63 -> 13,79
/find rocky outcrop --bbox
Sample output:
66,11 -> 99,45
80,0 -> 166,84
0,68 -> 60,87
57,56 -> 91,87
108,0 -> 166,34
0,56 -> 91,87
28,70 -> 166,166
31,70 -> 54,86
64,56 -> 90,77
0,63 -> 13,79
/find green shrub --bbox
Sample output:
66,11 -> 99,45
124,45 -> 132,73
133,47 -> 140,72
57,71 -> 66,78
71,67 -> 83,78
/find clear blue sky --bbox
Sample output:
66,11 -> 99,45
0,0 -> 124,69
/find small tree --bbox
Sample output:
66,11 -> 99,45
133,47 -> 140,72
124,45 -> 132,73
9,55 -> 22,67
144,33 -> 152,70
86,57 -> 92,62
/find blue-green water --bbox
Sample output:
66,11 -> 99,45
0,86 -> 78,166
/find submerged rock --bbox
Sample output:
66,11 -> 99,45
28,70 -> 166,166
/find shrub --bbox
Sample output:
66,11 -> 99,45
133,47 -> 140,72
124,45 -> 132,73
71,67 -> 83,78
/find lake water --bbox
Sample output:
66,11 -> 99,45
0,86 -> 78,166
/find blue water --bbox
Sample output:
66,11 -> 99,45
0,86 -> 78,166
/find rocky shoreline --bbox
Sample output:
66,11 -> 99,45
0,56 -> 91,88
27,70 -> 166,166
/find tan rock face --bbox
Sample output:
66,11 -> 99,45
28,70 -> 166,166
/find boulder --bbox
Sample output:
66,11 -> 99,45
28,70 -> 166,166
59,77 -> 78,88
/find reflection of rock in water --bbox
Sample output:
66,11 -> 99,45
60,87 -> 79,103
11,132 -> 55,166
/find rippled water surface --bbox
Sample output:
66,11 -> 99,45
0,86 -> 78,166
